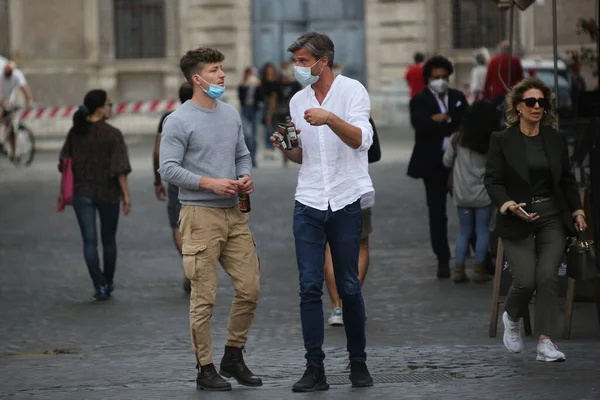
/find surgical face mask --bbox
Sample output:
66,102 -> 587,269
429,78 -> 449,95
196,75 -> 225,99
294,58 -> 322,86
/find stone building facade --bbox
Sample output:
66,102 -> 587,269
0,0 -> 597,129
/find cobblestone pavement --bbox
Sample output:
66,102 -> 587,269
1,129 -> 599,399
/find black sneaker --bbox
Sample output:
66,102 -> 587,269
292,366 -> 329,392
93,286 -> 110,301
349,362 -> 373,388
197,363 -> 232,391
107,283 -> 115,294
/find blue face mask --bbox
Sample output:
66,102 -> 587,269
196,75 -> 225,99
294,58 -> 323,86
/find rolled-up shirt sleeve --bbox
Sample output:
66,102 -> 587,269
158,116 -> 202,190
347,86 -> 373,151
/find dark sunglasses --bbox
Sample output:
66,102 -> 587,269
521,97 -> 549,108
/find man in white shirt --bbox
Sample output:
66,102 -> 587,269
0,61 -> 34,160
271,32 -> 374,392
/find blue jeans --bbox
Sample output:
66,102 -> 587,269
263,122 -> 273,151
72,195 -> 120,290
293,200 -> 366,368
241,106 -> 258,161
455,205 -> 492,265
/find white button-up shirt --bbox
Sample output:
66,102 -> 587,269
290,75 -> 375,212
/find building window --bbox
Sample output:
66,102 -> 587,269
452,0 -> 506,49
114,0 -> 165,59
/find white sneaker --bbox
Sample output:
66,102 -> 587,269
502,312 -> 523,353
536,339 -> 566,362
328,308 -> 343,326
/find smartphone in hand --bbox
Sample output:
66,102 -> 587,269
518,206 -> 530,217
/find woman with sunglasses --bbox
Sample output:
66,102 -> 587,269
485,77 -> 587,362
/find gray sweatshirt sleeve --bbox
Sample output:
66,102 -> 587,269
235,121 -> 252,177
442,144 -> 456,169
158,116 -> 202,190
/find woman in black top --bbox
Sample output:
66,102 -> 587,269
260,62 -> 280,160
485,77 -> 587,362
58,89 -> 132,301
238,67 -> 263,166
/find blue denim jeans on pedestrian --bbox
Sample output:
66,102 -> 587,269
72,195 -> 120,290
293,199 -> 367,368
455,205 -> 492,265
241,105 -> 258,161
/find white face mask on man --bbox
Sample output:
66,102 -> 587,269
429,78 -> 449,95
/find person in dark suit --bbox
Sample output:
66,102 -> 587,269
484,77 -> 587,362
407,55 -> 469,278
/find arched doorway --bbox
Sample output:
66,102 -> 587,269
251,0 -> 366,86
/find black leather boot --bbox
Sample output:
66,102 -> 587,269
219,346 -> 263,387
437,262 -> 450,278
196,363 -> 232,391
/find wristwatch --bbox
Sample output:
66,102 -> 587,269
154,181 -> 162,187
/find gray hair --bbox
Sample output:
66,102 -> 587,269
287,32 -> 335,67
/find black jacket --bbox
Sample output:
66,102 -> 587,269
407,88 -> 469,178
484,125 -> 582,241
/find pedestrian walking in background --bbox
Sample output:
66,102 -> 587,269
153,82 -> 194,293
405,52 -> 427,99
443,99 -> 498,283
260,62 -> 280,161
468,48 -> 489,103
483,40 -> 524,111
238,66 -> 263,166
407,55 -> 469,278
485,77 -> 587,362
57,89 -> 132,301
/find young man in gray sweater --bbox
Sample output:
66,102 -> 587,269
158,47 -> 261,392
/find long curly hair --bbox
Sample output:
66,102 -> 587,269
505,77 -> 557,128
458,99 -> 500,155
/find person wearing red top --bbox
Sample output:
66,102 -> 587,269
483,41 -> 524,107
405,52 -> 426,98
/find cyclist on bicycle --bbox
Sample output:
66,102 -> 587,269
0,61 -> 34,161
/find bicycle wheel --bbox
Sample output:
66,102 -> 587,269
14,123 -> 36,167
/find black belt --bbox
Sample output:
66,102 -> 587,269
531,196 -> 552,204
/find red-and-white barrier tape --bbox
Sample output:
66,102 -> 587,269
18,99 -> 180,120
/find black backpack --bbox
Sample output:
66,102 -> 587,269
368,117 -> 381,164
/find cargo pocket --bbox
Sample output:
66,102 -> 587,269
181,242 -> 207,281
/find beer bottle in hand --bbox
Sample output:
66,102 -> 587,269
238,175 -> 251,213
285,116 -> 299,148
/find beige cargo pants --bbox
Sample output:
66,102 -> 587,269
179,205 -> 260,366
